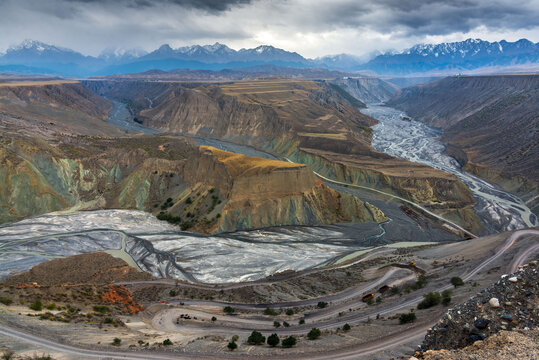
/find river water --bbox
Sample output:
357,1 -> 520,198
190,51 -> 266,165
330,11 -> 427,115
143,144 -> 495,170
362,104 -> 537,233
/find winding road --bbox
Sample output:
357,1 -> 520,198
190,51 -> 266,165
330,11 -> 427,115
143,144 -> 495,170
1,229 -> 537,359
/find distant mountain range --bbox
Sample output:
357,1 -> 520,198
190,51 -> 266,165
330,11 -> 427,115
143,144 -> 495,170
0,38 -> 537,77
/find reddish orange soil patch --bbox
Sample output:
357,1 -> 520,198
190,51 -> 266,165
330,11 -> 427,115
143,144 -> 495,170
101,284 -> 145,315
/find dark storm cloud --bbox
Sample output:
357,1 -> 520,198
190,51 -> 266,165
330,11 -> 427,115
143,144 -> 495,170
0,0 -> 537,57
66,0 -> 252,12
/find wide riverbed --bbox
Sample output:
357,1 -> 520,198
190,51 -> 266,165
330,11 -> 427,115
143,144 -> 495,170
362,104 -> 537,232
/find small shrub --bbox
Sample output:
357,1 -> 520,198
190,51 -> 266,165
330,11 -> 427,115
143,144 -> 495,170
343,323 -> 351,331
227,341 -> 237,351
185,197 -> 192,204
285,309 -> 294,316
299,319 -> 305,325
247,331 -> 265,345
376,296 -> 382,303
417,292 -> 442,309
451,276 -> 464,288
317,301 -> 328,308
307,328 -> 321,340
367,298 -> 374,305
264,308 -> 278,316
267,333 -> 280,347
273,321 -> 281,328
211,316 -> 217,322
231,335 -> 239,342
29,301 -> 43,311
104,317 -> 114,324
399,312 -> 417,324
93,305 -> 109,314
0,297 -> 13,306
442,296 -> 451,306
46,303 -> 56,310
113,337 -> 121,346
283,321 -> 290,327
282,336 -> 297,347
223,306 -> 235,314
163,339 -> 173,346
169,289 -> 177,297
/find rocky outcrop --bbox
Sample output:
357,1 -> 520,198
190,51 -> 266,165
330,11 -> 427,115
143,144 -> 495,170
420,262 -> 538,352
388,75 -> 539,214
193,146 -> 386,232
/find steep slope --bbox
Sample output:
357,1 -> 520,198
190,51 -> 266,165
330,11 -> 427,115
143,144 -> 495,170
388,75 -> 539,214
0,80 -> 122,136
330,77 -> 399,103
0,134 -> 385,233
86,79 -> 480,232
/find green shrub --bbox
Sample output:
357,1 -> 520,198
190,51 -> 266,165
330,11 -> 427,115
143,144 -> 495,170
285,309 -> 294,316
223,306 -> 235,314
273,321 -> 281,328
29,300 -> 43,311
283,321 -> 290,327
264,308 -> 278,316
399,312 -> 417,324
307,328 -> 321,340
169,289 -> 177,297
451,276 -> 464,288
417,292 -> 442,309
93,305 -> 109,314
282,336 -> 297,347
163,339 -> 173,346
46,303 -> 56,310
113,337 -> 121,345
104,317 -> 114,324
299,319 -> 305,325
247,331 -> 265,345
343,323 -> 351,331
0,297 -> 13,306
185,197 -> 192,204
227,341 -> 237,351
267,333 -> 280,347
231,335 -> 239,342
376,297 -> 382,303
442,296 -> 451,306
211,316 -> 217,322
317,301 -> 328,308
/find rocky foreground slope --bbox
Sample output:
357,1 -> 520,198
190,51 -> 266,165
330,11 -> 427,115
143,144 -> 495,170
416,262 -> 538,358
86,78 -> 480,232
388,75 -> 539,215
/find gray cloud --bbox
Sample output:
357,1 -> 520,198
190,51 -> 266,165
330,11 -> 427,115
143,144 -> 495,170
0,0 -> 537,57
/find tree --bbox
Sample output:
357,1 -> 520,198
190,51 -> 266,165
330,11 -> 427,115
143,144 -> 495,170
451,276 -> 464,288
273,321 -> 281,328
282,336 -> 297,348
299,319 -> 305,325
223,306 -> 235,314
283,321 -> 290,327
267,333 -> 280,347
343,323 -> 351,331
227,341 -> 237,351
247,331 -> 265,345
307,328 -> 321,340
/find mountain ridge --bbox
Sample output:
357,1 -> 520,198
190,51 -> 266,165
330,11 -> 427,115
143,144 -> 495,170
0,38 -> 537,77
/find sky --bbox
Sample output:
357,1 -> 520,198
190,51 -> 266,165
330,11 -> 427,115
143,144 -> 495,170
0,0 -> 538,58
